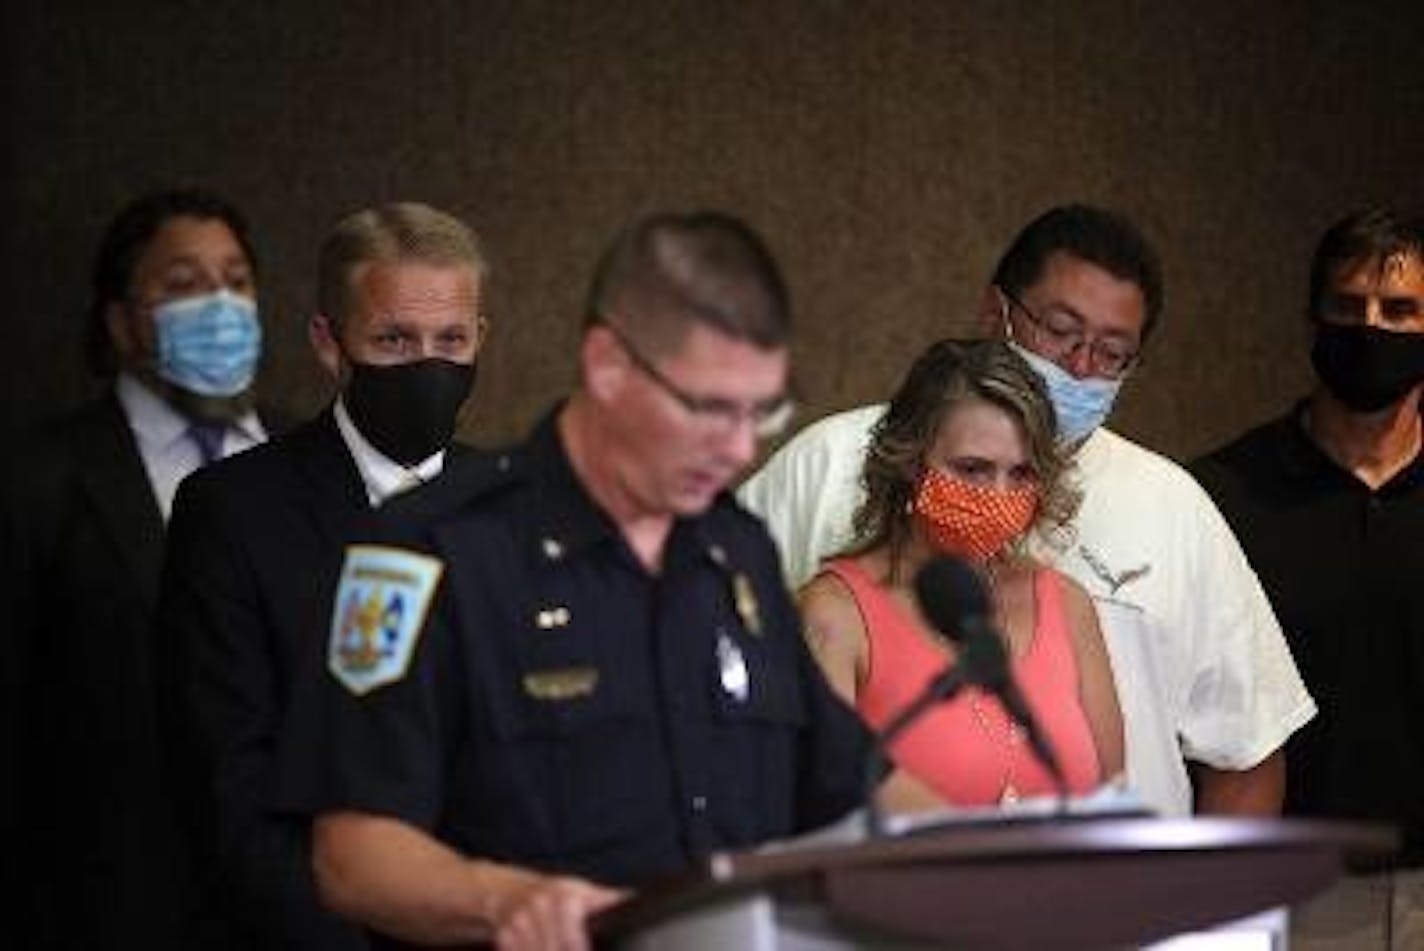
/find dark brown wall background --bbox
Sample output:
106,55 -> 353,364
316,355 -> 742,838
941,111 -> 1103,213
5,1 -> 1423,461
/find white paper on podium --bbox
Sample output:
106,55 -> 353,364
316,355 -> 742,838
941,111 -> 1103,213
753,781 -> 1153,856
882,780 -> 1153,837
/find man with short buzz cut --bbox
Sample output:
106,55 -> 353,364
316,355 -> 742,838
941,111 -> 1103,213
156,201 -> 492,948
739,204 -> 1316,820
4,187 -> 271,949
271,211 -> 871,949
1192,208 -> 1424,947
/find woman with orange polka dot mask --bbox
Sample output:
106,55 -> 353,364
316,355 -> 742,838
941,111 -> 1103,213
799,339 -> 1124,810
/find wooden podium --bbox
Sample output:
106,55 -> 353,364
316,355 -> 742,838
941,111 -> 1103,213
590,816 -> 1396,950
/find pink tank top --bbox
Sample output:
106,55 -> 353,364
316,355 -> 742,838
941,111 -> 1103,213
825,558 -> 1102,806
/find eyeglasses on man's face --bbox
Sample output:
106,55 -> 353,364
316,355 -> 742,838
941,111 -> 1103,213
998,286 -> 1140,379
598,318 -> 796,440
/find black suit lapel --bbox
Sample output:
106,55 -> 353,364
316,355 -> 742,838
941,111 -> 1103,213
77,395 -> 166,608
288,409 -> 370,548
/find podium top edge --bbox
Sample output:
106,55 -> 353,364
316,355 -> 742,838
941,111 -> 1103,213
718,815 -> 1399,880
589,815 -> 1398,938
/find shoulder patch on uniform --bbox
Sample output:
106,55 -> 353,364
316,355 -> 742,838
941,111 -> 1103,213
328,544 -> 444,696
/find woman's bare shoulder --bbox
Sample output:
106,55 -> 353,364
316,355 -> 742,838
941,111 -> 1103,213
798,567 -> 861,628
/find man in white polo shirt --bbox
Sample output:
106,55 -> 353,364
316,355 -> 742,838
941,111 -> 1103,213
739,204 -> 1316,820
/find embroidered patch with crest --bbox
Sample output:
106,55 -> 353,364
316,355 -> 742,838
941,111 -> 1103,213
328,544 -> 444,696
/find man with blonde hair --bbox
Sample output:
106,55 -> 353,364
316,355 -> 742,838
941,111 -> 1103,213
156,201 -> 493,947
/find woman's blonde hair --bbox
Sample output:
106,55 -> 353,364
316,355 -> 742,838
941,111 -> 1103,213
847,338 -> 1079,580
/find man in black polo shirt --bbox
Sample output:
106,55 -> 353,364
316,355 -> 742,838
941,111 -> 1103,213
273,212 -> 871,950
1192,207 -> 1424,947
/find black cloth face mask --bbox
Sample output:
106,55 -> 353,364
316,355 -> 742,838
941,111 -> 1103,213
1310,323 -> 1424,413
343,358 -> 476,465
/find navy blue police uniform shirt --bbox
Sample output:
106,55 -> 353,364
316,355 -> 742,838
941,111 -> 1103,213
272,407 -> 872,889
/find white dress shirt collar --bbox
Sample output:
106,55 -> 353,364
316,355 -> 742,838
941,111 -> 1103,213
333,397 -> 445,508
115,373 -> 266,519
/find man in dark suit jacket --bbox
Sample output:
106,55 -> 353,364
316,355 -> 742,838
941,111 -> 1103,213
156,202 -> 492,948
3,188 -> 269,949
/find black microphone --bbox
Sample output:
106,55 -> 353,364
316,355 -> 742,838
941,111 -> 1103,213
863,556 -> 1005,835
913,554 -> 995,643
918,555 -> 1069,806
873,632 -> 1004,751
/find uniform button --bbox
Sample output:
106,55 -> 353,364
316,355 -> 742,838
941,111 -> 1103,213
691,795 -> 709,812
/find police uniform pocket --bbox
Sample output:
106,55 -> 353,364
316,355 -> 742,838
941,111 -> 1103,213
468,633 -> 663,862
488,633 -> 655,736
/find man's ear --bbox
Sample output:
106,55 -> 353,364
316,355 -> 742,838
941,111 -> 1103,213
976,285 -> 1008,339
309,314 -> 343,379
581,324 -> 627,403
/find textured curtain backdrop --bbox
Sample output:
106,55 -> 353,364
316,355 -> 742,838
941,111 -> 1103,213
4,1 -> 1422,459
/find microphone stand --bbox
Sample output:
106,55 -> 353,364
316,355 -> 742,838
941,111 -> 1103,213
984,673 -> 1072,814
862,663 -> 969,839
862,632 -> 1072,837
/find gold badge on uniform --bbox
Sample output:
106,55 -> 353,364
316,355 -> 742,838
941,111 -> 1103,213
732,572 -> 762,637
522,666 -> 599,701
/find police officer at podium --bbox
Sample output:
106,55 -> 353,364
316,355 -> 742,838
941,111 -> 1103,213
273,211 -> 872,950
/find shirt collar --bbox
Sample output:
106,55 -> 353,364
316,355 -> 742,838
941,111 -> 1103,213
333,396 -> 445,507
115,372 -> 265,450
521,405 -> 734,573
1276,400 -> 1330,480
524,407 -> 618,559
1279,398 -> 1424,493
1065,425 -> 1115,478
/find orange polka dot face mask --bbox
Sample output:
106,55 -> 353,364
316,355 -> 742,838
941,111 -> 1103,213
912,467 -> 1038,562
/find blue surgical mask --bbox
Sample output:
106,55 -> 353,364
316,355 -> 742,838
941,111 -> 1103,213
1008,341 -> 1121,445
153,290 -> 262,397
